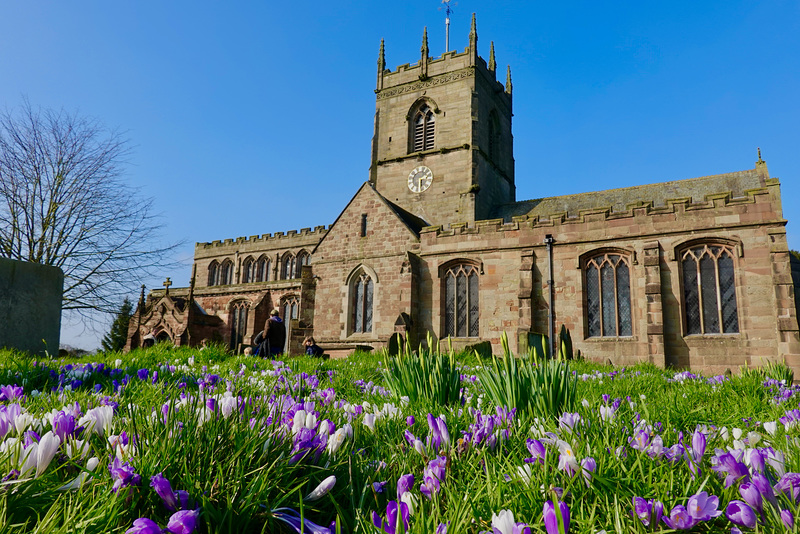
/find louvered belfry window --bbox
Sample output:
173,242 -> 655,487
413,105 -> 435,152
352,272 -> 373,334
585,253 -> 632,337
681,244 -> 739,335
444,263 -> 479,337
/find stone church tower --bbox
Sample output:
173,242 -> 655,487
370,15 -> 514,225
128,15 -> 800,377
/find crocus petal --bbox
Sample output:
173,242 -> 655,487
35,431 -> 60,478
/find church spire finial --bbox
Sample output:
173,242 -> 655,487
488,41 -> 496,72
377,38 -> 385,90
420,27 -> 429,79
139,284 -> 146,308
505,65 -> 513,95
757,147 -> 764,163
469,13 -> 478,65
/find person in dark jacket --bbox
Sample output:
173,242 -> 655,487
262,309 -> 286,357
303,336 -> 324,357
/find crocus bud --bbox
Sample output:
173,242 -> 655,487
543,499 -> 570,534
725,500 -> 756,528
36,431 -> 61,478
739,482 -> 763,514
167,509 -> 200,534
305,475 -> 336,502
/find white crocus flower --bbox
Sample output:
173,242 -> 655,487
732,428 -> 743,440
764,421 -> 778,436
363,413 -> 376,431
490,509 -> 518,534
400,491 -> 418,515
36,431 -> 61,478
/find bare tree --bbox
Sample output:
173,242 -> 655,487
0,101 -> 179,316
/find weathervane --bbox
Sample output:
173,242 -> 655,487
440,0 -> 457,52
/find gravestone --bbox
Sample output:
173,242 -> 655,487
0,258 -> 63,356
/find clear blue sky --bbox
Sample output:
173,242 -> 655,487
2,1 -> 798,350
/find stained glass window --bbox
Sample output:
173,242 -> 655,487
584,253 -> 632,337
443,263 -> 480,337
681,244 -> 739,334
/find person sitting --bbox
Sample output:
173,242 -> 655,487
303,336 -> 324,357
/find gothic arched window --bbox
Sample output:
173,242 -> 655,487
242,256 -> 255,283
281,253 -> 296,280
584,253 -> 632,337
411,103 -> 435,153
256,255 -> 270,282
442,262 -> 479,338
681,244 -> 739,335
351,271 -> 374,334
208,261 -> 219,286
282,295 -> 299,322
220,259 -> 234,285
297,251 -> 310,276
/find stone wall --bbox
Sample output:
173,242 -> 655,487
0,258 -> 63,356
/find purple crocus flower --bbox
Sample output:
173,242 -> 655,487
373,481 -> 388,493
406,416 -> 415,426
426,414 -> 450,451
435,522 -> 448,534
125,518 -> 161,534
631,497 -> 663,527
525,439 -> 546,465
738,482 -> 763,514
109,458 -> 141,493
711,451 -> 750,488
0,384 -> 23,401
397,474 -> 414,499
662,505 -> 697,530
775,472 -> 800,503
580,457 -> 596,487
372,501 -> 409,534
691,430 -> 706,463
52,411 -> 76,442
751,473 -> 778,507
725,500 -> 756,529
420,456 -> 447,499
151,473 -> 181,511
686,491 -> 722,521
137,369 -> 149,381
166,509 -> 199,534
543,500 -> 570,534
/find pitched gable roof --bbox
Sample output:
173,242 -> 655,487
312,182 -> 425,254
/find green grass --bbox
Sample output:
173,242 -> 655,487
0,344 -> 798,533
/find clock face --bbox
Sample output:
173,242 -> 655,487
407,166 -> 433,193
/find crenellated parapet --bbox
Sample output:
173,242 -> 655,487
196,225 -> 328,253
420,174 -> 785,246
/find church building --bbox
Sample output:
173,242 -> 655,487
127,16 -> 800,375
